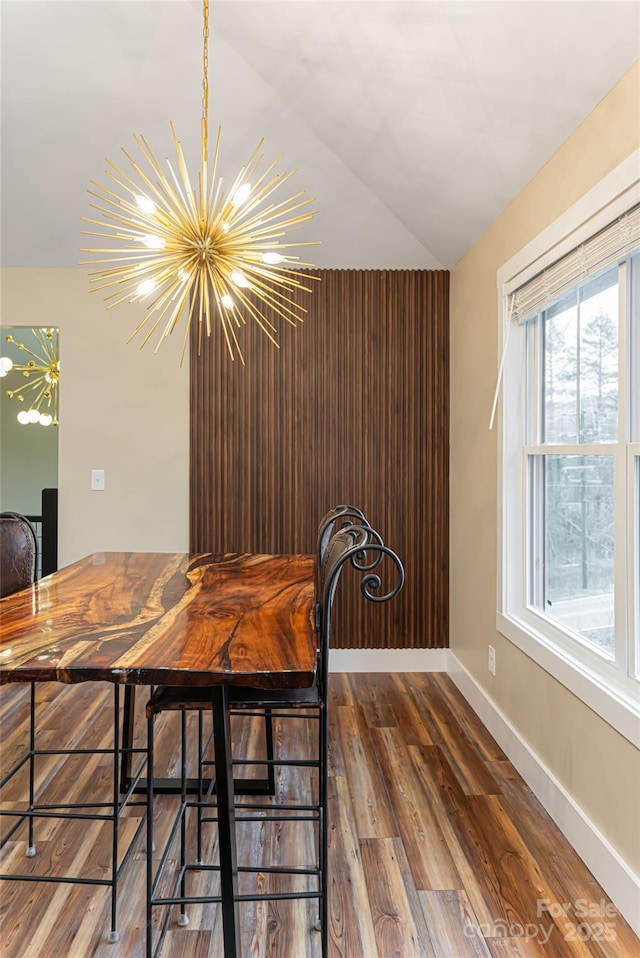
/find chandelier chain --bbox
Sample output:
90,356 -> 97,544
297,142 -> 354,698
202,0 -> 209,161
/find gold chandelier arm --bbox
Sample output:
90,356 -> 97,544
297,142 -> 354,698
138,283 -> 192,349
233,288 -> 280,342
5,336 -> 44,365
207,264 -> 242,359
205,126 -> 223,215
180,281 -> 208,365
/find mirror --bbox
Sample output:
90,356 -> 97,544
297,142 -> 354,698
0,326 -> 59,574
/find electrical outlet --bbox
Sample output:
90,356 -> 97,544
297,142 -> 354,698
91,469 -> 106,491
488,645 -> 496,676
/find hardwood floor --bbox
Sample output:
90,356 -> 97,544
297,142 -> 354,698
0,673 -> 637,957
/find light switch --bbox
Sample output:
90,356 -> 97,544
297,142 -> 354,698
91,469 -> 106,491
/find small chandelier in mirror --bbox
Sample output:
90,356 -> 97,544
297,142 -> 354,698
0,328 -> 60,426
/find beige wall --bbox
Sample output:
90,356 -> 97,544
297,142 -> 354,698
450,62 -> 640,876
0,269 -> 190,567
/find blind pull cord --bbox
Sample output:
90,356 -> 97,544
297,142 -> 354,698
489,294 -> 515,431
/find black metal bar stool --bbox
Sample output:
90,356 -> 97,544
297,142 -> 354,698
143,513 -> 404,958
0,512 -> 147,943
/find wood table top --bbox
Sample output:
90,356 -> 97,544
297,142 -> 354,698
0,551 -> 317,689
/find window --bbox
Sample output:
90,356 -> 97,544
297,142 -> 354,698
498,157 -> 640,745
528,268 -> 620,658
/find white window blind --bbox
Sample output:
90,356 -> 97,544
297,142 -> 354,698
511,204 -> 640,323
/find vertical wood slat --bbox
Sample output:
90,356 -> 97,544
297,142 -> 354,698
190,269 -> 449,649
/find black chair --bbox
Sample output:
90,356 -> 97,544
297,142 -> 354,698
1,511 -> 40,862
223,504 -> 371,800
144,513 -> 404,957
315,503 -> 368,557
0,513 -> 146,944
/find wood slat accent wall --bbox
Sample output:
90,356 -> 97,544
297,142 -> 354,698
190,269 -> 449,649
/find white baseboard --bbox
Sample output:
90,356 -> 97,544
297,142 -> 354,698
448,652 -> 640,938
329,648 -> 449,672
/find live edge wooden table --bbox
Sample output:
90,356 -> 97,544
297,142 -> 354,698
0,550 -> 318,958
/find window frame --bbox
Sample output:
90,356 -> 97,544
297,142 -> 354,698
497,151 -> 640,748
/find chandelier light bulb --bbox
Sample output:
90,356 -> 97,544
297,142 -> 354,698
39,413 -> 53,426
221,294 -> 234,308
230,183 -> 251,207
17,410 -> 30,425
135,194 -> 157,216
262,252 -> 283,265
27,409 -> 40,424
0,356 -> 13,373
230,271 -> 250,289
136,278 -> 157,297
141,235 -> 166,250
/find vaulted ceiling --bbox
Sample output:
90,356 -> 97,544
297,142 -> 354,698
1,1 -> 638,270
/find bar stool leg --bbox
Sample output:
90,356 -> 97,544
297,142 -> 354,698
265,708 -> 275,794
108,685 -> 121,943
146,711 -> 155,958
177,710 -> 189,927
26,683 -> 36,857
196,709 -> 204,865
319,706 -> 329,957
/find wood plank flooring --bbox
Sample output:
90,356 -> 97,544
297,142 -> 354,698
0,674 -> 637,957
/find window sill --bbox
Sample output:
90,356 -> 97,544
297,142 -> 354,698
496,611 -> 640,748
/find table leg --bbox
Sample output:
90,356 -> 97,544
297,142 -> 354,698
211,686 -> 241,958
120,685 -> 135,791
121,684 -> 274,797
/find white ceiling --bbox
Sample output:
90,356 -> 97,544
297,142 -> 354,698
1,0 -> 639,270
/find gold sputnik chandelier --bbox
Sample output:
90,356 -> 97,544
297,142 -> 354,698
81,0 -> 318,364
0,328 -> 60,426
